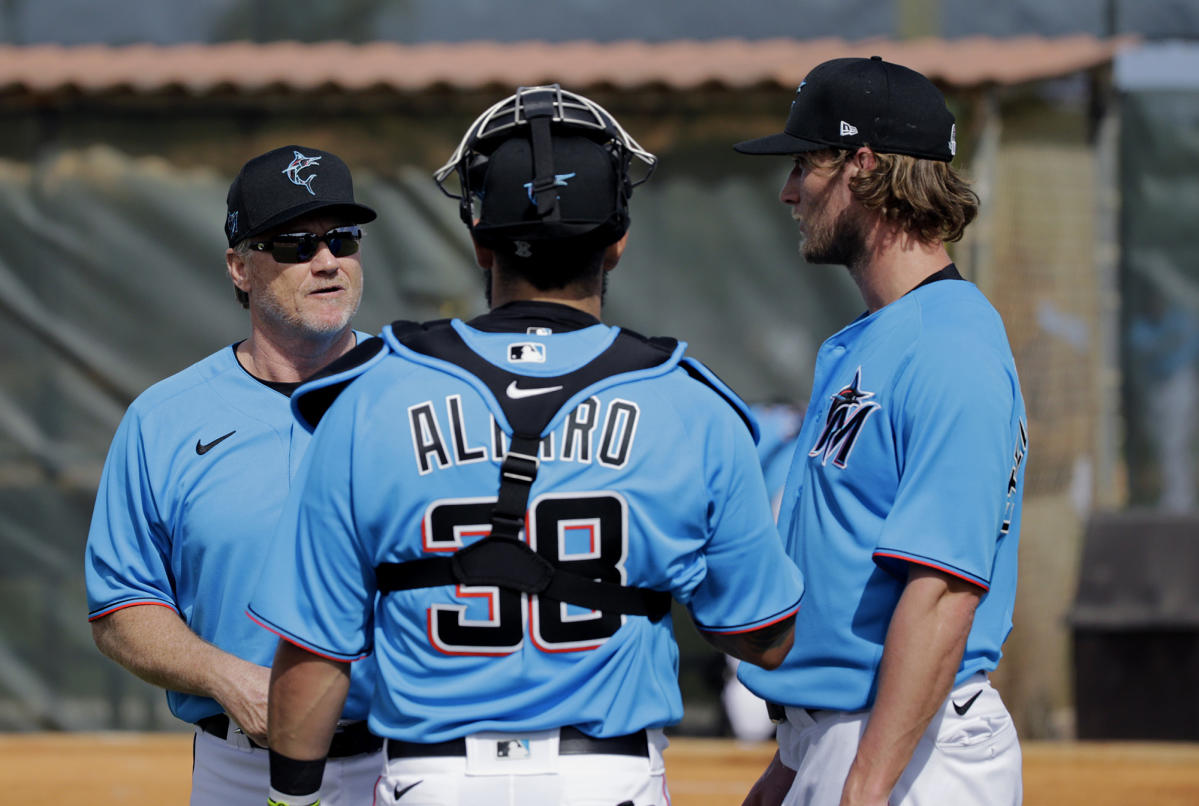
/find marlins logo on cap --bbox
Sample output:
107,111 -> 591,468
433,84 -> 657,256
281,151 -> 322,196
224,145 -> 376,247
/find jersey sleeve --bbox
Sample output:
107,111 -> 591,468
873,341 -> 1017,589
84,408 -> 178,620
684,402 -> 804,633
247,390 -> 377,661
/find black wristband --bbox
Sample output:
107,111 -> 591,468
268,749 -> 327,797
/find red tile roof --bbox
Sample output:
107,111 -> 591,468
0,36 -> 1135,98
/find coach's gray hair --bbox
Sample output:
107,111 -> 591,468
231,240 -> 253,309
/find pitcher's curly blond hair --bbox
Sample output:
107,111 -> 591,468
810,149 -> 979,243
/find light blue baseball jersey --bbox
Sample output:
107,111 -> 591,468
84,341 -> 375,725
740,276 -> 1028,711
249,303 -> 804,742
751,402 -> 805,514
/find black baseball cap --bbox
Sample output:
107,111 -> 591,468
471,133 -> 627,252
224,145 -> 377,246
734,56 -> 957,162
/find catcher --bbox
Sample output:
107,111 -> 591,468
248,85 -> 804,806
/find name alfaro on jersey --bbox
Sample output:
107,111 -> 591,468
408,394 -> 639,475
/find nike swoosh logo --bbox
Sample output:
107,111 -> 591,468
505,381 -> 563,399
195,430 -> 236,455
953,690 -> 982,716
394,780 -> 423,799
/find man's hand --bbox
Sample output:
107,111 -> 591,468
215,658 -> 272,747
90,604 -> 273,745
742,749 -> 797,806
837,783 -> 888,806
837,565 -> 981,806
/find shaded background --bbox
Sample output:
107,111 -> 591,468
0,0 -> 1196,743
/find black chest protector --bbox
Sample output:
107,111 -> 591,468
296,319 -> 754,624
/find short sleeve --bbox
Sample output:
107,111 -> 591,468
84,409 -> 178,619
685,406 -> 804,633
873,342 -> 1016,589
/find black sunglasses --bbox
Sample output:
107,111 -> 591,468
249,226 -> 363,263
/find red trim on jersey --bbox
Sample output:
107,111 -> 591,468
699,603 -> 800,635
87,599 -> 177,622
873,552 -> 990,591
244,611 -> 366,662
456,584 -> 497,622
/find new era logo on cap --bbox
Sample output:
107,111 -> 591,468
734,56 -> 957,162
224,145 -> 377,246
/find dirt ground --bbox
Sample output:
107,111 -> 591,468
2,733 -> 1198,805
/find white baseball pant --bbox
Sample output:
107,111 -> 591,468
776,672 -> 1022,806
375,727 -> 671,806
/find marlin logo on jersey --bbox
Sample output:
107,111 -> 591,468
809,367 -> 880,468
281,150 -> 321,195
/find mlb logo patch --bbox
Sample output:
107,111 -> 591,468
508,342 -> 546,364
526,326 -> 552,336
496,738 -> 531,759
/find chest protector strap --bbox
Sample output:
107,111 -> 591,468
374,320 -> 678,621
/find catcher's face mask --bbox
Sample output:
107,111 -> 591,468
433,84 -> 657,253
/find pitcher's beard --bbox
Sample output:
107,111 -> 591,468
801,206 -> 867,271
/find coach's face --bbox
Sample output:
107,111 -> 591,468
233,213 -> 364,339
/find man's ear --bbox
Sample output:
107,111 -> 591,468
226,247 -> 251,294
849,146 -> 877,174
472,238 -> 496,270
602,232 -> 630,273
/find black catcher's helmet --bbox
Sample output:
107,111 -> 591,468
434,84 -> 657,256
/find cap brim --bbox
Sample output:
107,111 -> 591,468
733,132 -> 831,155
245,201 -> 378,241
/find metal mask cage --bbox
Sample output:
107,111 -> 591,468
433,84 -> 657,204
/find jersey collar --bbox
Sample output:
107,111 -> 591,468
907,263 -> 965,295
467,300 -> 602,334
